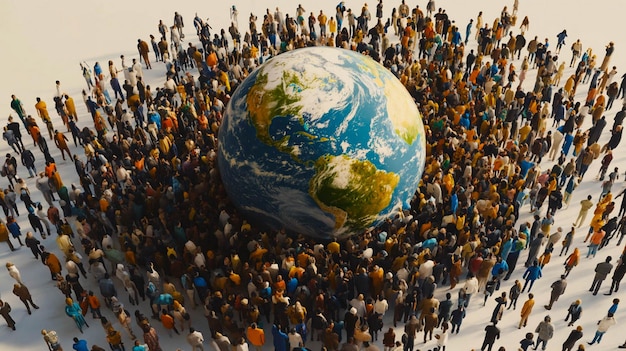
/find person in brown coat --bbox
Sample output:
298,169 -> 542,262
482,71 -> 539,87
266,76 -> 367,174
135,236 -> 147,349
323,323 -> 340,351
53,130 -> 72,161
421,307 -> 439,343
0,220 -> 15,251
137,39 -> 152,69
382,328 -> 395,351
421,294 -> 440,316
12,283 -> 39,314
0,299 -> 15,330
478,253 -> 496,292
44,248 -> 62,280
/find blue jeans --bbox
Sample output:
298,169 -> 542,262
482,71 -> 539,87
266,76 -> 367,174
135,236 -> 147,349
590,330 -> 605,344
587,244 -> 599,258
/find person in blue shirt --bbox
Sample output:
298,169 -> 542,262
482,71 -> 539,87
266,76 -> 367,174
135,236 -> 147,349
273,323 -> 289,351
556,30 -> 568,54
72,338 -> 89,351
519,157 -> 535,179
521,260 -> 542,293
608,298 -> 620,315
465,19 -> 473,44
132,340 -> 147,351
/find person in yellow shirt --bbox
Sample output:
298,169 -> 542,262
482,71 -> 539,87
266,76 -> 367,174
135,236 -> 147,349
34,97 -> 50,121
318,10 -> 328,37
328,17 -> 337,36
64,95 -> 77,121
35,97 -> 54,139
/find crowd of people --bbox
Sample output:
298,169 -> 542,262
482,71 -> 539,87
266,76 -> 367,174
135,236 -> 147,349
4,0 -> 626,350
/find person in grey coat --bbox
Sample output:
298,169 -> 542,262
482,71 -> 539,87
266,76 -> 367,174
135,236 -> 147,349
545,275 -> 567,310
534,315 -> 554,350
590,256 -> 613,295
525,234 -> 544,268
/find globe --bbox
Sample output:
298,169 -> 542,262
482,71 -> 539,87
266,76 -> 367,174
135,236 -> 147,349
218,46 -> 426,240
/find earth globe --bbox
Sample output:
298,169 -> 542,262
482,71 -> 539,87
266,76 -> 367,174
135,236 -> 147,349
218,46 -> 425,240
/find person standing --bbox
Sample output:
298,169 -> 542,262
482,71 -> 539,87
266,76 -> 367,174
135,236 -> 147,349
72,337 -> 89,351
53,130 -> 72,161
521,261 -> 542,292
247,322 -> 265,351
42,329 -> 62,351
508,280 -> 522,310
160,309 -> 179,336
382,328 -> 395,351
106,326 -> 124,351
20,148 -> 36,178
143,325 -> 162,351
607,258 -> 626,295
272,324 -> 289,351
519,293 -> 535,329
481,322 -> 500,351
34,97 -> 54,140
289,327 -> 304,350
562,326 -> 583,351
450,305 -> 465,334
137,39 -> 152,69
187,327 -> 204,351
533,315 -> 554,350
544,275 -> 567,310
588,312 -> 616,345
565,300 -> 583,326
10,95 -> 27,128
6,261 -> 22,284
586,227 -> 605,258
590,256 -> 613,295
574,195 -> 594,228
0,299 -> 15,330
463,273 -> 479,307
563,248 -> 580,277
7,116 -> 24,152
12,282 -> 39,314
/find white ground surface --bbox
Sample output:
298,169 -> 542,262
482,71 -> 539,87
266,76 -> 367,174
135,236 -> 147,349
2,0 -> 626,350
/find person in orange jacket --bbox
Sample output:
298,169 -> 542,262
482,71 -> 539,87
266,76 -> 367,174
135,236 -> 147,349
87,291 -> 103,319
518,293 -> 535,329
247,322 -> 265,351
160,309 -> 179,336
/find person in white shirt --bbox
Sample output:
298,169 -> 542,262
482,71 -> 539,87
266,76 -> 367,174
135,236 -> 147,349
187,327 -> 205,351
288,328 -> 303,349
374,295 -> 388,315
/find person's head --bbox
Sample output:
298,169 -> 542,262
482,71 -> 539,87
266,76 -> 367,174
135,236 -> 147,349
544,315 -> 551,322
528,293 -> 534,299
73,337 -> 79,343
525,332 -> 533,340
613,298 -> 620,305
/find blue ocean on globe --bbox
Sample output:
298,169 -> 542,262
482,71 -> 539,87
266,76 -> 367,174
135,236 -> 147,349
218,46 -> 426,240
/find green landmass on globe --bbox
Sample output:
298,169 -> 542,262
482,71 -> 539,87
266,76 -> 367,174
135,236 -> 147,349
309,155 -> 400,231
218,46 -> 426,240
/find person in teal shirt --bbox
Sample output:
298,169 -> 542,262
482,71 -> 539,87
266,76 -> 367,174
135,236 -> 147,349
10,95 -> 27,128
